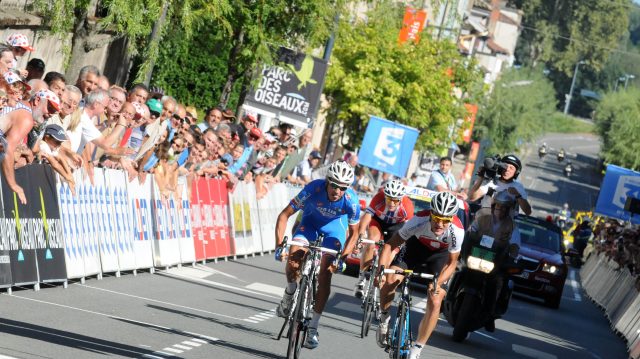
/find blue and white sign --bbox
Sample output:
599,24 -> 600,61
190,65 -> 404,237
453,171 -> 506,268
595,164 -> 640,224
358,116 -> 419,178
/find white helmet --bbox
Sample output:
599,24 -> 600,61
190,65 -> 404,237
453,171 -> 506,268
383,180 -> 405,199
431,192 -> 459,217
327,160 -> 355,185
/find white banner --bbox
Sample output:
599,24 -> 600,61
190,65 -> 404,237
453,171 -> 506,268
128,178 -> 154,270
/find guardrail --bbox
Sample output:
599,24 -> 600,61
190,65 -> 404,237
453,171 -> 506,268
581,253 -> 640,358
0,164 -> 373,293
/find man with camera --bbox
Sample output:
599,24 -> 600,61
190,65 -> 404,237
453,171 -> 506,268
469,154 -> 532,217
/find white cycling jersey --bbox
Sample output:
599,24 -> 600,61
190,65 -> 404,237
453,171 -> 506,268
398,210 -> 465,253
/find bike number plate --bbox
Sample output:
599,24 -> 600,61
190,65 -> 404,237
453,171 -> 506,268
480,235 -> 495,248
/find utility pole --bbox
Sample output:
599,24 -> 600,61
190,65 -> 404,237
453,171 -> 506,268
564,60 -> 585,115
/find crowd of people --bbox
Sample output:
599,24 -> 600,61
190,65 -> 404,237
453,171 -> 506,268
592,219 -> 640,289
0,33 -> 332,203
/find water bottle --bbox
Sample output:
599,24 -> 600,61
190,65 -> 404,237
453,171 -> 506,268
275,246 -> 285,261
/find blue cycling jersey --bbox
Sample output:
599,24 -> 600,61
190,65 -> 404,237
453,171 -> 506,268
290,179 -> 361,226
289,179 -> 361,251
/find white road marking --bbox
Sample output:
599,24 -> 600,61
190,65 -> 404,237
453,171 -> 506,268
141,354 -> 165,359
0,355 -> 24,359
5,294 -> 219,351
159,271 -> 278,299
162,347 -> 183,354
244,307 -> 279,324
245,282 -> 284,296
474,330 -> 503,342
569,270 -> 582,301
182,340 -> 202,347
79,284 -> 243,320
193,264 -> 242,281
167,266 -> 214,279
512,344 -> 558,359
244,319 -> 259,323
172,344 -> 192,350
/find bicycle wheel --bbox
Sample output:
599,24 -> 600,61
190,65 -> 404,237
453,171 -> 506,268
391,303 -> 409,359
287,276 -> 308,359
360,270 -> 376,338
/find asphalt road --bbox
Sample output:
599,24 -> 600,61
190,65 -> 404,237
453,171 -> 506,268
0,132 -> 629,359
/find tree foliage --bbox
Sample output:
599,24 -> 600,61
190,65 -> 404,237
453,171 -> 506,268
323,2 -> 483,152
476,67 -> 557,154
593,89 -> 640,170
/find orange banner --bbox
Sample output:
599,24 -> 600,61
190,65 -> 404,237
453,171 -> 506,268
398,7 -> 428,44
462,103 -> 478,143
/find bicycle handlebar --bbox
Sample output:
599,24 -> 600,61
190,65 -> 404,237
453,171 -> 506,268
382,268 -> 435,280
359,238 -> 385,246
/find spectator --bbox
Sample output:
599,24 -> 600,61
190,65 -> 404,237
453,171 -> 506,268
128,83 -> 149,104
0,46 -> 15,74
37,124 -> 75,194
407,173 -> 418,187
220,108 -> 236,123
27,79 -> 48,99
43,71 -> 66,98
276,129 -> 312,178
5,33 -> 33,59
199,106 -> 223,131
75,65 -> 100,97
287,150 -> 321,185
26,58 -> 45,81
96,75 -> 110,91
427,156 -> 467,199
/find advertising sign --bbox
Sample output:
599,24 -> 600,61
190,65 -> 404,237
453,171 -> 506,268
398,7 -> 428,44
595,165 -> 640,224
245,47 -> 328,126
358,116 -> 420,178
462,104 -> 478,143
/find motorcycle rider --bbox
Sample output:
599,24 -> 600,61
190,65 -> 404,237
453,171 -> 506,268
538,143 -> 547,158
469,154 -> 532,218
571,218 -> 593,262
557,148 -> 566,162
564,161 -> 573,176
556,203 -> 571,229
462,191 -> 520,332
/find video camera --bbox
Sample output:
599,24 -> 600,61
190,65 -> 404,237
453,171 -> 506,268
479,155 -> 508,181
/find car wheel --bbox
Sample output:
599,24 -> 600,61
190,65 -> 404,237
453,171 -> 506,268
545,294 -> 561,309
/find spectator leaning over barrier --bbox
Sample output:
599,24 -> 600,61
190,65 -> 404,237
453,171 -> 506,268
127,83 -> 149,105
26,79 -> 48,100
228,127 -> 261,179
287,150 -> 321,185
37,124 -> 76,194
0,84 -> 59,203
75,65 -> 100,98
26,58 -> 45,81
276,129 -> 312,179
43,71 -> 66,99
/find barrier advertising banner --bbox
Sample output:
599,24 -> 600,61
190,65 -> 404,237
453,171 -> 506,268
191,177 -> 208,261
93,169 -> 119,274
77,171 -> 101,277
176,179 -> 196,264
58,177 -> 84,279
209,179 -> 233,258
150,179 -> 181,267
245,47 -> 328,126
105,169 -> 137,271
595,165 -> 640,224
358,116 -> 420,178
128,178 -> 154,269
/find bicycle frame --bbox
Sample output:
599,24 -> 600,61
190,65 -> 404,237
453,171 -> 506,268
383,269 -> 436,359
359,238 -> 385,338
276,234 -> 340,359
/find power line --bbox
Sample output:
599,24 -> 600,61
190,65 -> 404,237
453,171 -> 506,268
520,25 -> 640,59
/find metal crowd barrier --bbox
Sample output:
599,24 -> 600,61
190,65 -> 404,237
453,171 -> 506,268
581,253 -> 640,358
0,165 -> 375,293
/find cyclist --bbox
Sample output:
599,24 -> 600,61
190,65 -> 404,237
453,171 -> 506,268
274,160 -> 361,349
377,192 -> 464,359
354,179 -> 414,298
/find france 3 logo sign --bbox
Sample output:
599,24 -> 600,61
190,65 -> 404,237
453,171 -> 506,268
595,165 -> 640,224
359,116 -> 419,178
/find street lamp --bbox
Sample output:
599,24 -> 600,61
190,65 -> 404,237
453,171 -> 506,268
563,60 -> 586,115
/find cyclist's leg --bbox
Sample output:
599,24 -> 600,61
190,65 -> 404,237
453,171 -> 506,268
361,219 -> 383,272
277,221 -> 314,317
414,250 -> 449,347
313,220 -> 347,317
377,243 -> 409,347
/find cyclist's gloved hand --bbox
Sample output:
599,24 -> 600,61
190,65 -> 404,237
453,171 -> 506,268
275,246 -> 286,262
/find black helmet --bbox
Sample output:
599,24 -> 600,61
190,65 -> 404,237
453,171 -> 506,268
501,154 -> 522,178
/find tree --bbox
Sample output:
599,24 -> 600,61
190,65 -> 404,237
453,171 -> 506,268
475,67 -> 557,154
593,89 -> 640,170
323,2 -> 482,152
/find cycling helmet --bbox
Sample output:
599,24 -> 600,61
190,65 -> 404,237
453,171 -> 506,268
327,160 -> 355,185
501,154 -> 522,178
383,180 -> 405,199
431,192 -> 459,217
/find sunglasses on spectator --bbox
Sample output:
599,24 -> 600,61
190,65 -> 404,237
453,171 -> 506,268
328,181 -> 348,191
150,110 -> 161,118
431,214 -> 453,224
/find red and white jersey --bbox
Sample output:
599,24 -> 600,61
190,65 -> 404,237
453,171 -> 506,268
398,210 -> 465,253
366,191 -> 414,225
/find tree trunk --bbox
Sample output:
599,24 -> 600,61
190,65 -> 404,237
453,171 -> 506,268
143,0 -> 170,85
66,7 -> 92,83
219,28 -> 245,108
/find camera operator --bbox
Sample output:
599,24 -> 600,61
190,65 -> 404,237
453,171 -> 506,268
469,154 -> 532,217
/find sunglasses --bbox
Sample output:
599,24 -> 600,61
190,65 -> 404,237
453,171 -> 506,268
385,196 -> 401,204
150,110 -> 161,118
329,182 -> 348,191
431,214 -> 453,224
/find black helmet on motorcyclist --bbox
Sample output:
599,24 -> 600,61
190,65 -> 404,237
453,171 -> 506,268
501,154 -> 522,179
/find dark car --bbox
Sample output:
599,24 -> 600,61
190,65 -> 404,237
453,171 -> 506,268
511,215 -> 568,309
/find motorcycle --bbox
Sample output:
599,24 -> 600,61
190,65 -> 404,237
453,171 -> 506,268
443,236 -> 522,342
538,145 -> 547,159
557,150 -> 565,162
564,163 -> 572,177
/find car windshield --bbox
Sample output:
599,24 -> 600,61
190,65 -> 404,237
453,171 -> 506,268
411,197 -> 431,212
516,221 -> 561,252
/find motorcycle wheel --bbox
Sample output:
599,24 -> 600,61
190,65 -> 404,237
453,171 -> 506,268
452,294 -> 477,342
